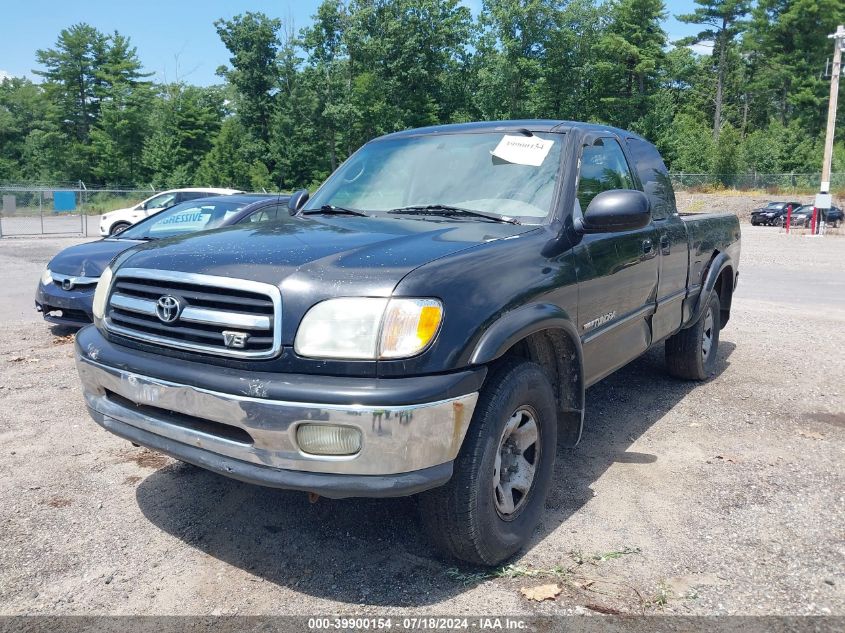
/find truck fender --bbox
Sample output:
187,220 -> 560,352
684,251 -> 733,328
468,303 -> 585,447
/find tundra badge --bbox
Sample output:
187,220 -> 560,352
583,311 -> 616,331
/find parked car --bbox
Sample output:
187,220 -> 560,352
750,201 -> 801,226
98,187 -> 242,236
789,205 -> 813,227
823,206 -> 843,228
38,194 -> 290,327
787,204 -> 844,228
74,121 -> 740,565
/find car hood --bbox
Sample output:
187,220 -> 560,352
119,215 -> 537,336
48,238 -> 144,277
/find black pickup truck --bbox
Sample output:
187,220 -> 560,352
74,121 -> 740,565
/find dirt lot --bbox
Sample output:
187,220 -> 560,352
0,226 -> 843,617
675,192 -> 845,225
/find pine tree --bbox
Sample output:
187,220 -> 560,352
677,0 -> 751,140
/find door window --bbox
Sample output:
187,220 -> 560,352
245,204 -> 284,223
576,138 -> 635,212
143,192 -> 177,210
625,138 -> 677,220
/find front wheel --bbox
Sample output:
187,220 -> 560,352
418,361 -> 558,565
109,221 -> 131,236
665,293 -> 721,380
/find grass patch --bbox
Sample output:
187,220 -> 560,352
648,581 -> 673,608
446,546 -> 641,585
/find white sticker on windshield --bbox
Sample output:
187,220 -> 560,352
150,211 -> 211,233
491,135 -> 554,166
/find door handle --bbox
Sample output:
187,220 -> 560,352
642,239 -> 654,254
660,234 -> 670,253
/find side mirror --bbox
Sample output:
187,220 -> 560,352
288,189 -> 310,215
578,189 -> 651,233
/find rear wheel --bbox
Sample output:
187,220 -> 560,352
665,293 -> 721,380
109,221 -> 131,236
418,360 -> 557,566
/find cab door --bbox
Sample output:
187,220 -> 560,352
625,137 -> 688,343
573,135 -> 659,386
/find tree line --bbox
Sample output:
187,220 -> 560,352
1,0 -> 844,191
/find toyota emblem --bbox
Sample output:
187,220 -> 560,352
155,295 -> 182,323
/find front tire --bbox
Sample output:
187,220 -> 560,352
418,361 -> 557,566
666,293 -> 721,380
109,221 -> 131,236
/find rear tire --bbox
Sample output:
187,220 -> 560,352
109,221 -> 131,236
665,293 -> 721,381
418,360 -> 557,566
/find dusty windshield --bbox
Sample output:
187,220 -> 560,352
304,132 -> 564,224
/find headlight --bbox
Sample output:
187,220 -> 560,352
294,297 -> 443,360
41,267 -> 53,286
91,265 -> 114,321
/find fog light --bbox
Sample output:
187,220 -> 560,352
296,424 -> 362,456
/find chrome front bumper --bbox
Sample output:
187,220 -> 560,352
76,351 -> 478,479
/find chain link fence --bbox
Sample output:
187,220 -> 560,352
2,174 -> 844,238
670,172 -> 845,192
0,183 -> 154,237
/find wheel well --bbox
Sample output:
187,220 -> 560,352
493,328 -> 584,446
713,264 -> 734,327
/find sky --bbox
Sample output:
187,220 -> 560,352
0,0 -> 704,86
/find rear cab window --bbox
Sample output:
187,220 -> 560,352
625,138 -> 677,220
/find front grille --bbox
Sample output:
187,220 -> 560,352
104,268 -> 282,359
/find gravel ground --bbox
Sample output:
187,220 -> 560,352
675,192 -> 845,225
0,225 -> 843,617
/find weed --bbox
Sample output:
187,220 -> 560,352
591,546 -> 641,562
445,568 -> 492,585
648,581 -> 673,608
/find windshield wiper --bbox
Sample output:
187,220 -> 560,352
387,204 -> 521,225
302,204 -> 369,217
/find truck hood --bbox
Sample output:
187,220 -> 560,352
48,238 -> 145,278
121,215 -> 534,296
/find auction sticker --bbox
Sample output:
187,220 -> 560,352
491,135 -> 554,166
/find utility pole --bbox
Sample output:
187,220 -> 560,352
818,25 -> 845,234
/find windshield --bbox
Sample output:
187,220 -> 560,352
118,199 -> 248,240
304,132 -> 564,224
764,202 -> 785,210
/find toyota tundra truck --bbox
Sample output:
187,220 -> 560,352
74,121 -> 740,565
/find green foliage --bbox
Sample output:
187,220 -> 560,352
142,84 -> 226,187
2,2 -> 842,189
712,122 -> 743,182
594,0 -> 668,129
214,12 -> 281,148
